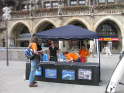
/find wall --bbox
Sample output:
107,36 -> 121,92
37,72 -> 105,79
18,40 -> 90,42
0,48 -> 26,61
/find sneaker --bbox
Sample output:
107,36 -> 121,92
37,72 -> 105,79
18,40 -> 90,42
33,81 -> 37,84
29,84 -> 38,87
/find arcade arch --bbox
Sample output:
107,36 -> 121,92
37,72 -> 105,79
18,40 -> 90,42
34,19 -> 58,33
68,20 -> 87,28
34,21 -> 56,47
10,22 -> 30,47
96,20 -> 122,53
64,18 -> 90,29
35,21 -> 56,33
63,20 -> 89,51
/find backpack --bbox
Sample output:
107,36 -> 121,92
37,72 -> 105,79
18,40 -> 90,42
24,48 -> 35,60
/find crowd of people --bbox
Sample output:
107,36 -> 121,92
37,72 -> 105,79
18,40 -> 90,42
40,42 -> 90,63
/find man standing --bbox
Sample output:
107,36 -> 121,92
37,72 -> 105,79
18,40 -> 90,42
49,41 -> 59,62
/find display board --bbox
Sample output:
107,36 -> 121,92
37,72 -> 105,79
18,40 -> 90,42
26,62 -> 100,85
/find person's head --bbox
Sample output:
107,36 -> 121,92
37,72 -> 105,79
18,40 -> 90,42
63,51 -> 69,55
50,41 -> 56,47
81,45 -> 86,49
30,36 -> 38,43
51,41 -> 54,44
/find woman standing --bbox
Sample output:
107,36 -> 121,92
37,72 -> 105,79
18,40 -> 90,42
28,36 -> 42,87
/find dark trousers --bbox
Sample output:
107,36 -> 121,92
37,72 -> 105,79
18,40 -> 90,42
50,56 -> 57,62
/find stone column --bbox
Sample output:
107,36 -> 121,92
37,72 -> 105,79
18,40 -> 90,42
85,0 -> 89,5
67,0 -> 70,6
8,37 -> 11,47
89,0 -> 91,6
96,0 -> 99,5
8,36 -> 15,47
121,36 -> 124,51
41,0 -> 43,8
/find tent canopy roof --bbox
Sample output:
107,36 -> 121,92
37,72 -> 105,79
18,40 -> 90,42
36,25 -> 97,40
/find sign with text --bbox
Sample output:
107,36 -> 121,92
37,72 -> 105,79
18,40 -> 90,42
98,38 -> 120,41
78,69 -> 92,80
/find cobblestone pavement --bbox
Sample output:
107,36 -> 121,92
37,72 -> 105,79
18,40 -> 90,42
0,54 -> 124,93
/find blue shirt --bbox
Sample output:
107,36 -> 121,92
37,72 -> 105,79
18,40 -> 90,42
43,54 -> 49,62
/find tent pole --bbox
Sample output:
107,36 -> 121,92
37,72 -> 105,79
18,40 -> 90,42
96,39 -> 101,82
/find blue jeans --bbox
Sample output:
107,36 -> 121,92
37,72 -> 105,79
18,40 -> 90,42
29,59 -> 38,84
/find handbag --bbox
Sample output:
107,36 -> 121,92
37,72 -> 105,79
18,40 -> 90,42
24,48 -> 35,60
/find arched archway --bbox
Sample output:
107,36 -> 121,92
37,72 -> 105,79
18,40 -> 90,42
37,23 -> 55,33
64,17 -> 91,30
96,20 -> 122,53
68,20 -> 87,28
35,21 -> 56,47
10,22 -> 30,47
66,20 -> 89,50
35,20 -> 56,33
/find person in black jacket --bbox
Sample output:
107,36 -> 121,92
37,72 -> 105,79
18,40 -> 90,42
48,41 -> 59,62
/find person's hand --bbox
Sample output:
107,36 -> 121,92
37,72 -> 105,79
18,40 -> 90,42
34,51 -> 39,55
37,51 -> 43,54
67,59 -> 73,62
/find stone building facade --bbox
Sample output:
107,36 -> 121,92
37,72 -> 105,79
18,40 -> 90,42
0,0 -> 124,53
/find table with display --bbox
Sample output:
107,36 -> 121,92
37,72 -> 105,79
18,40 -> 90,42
25,61 -> 100,85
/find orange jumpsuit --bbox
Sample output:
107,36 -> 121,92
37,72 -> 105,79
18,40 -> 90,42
79,49 -> 90,63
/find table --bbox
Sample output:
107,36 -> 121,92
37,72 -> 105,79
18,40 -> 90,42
25,62 -> 100,85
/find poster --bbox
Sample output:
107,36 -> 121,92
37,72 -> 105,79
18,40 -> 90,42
45,69 -> 57,79
62,70 -> 75,80
78,69 -> 92,80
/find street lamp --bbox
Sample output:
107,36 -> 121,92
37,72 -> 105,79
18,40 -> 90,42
2,6 -> 11,66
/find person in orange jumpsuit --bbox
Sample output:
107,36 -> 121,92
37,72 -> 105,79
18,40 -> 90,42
79,46 -> 90,63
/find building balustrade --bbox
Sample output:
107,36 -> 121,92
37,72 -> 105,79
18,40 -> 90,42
94,4 -> 124,15
94,8 -> 124,15
10,4 -> 124,19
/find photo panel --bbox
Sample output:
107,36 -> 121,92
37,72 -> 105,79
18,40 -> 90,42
45,68 -> 57,79
35,66 -> 42,76
62,70 -> 75,80
78,69 -> 92,80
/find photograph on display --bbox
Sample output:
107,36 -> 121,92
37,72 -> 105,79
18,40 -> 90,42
78,69 -> 92,80
45,69 -> 57,79
35,66 -> 42,76
62,70 -> 75,80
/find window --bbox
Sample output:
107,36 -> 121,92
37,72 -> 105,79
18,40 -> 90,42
52,1 -> 59,8
70,0 -> 77,6
108,0 -> 114,3
79,0 -> 85,5
99,0 -> 106,3
44,2 -> 51,8
97,24 -> 117,37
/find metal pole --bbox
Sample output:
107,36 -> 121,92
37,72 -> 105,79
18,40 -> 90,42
6,0 -> 9,66
2,3 -> 11,66
5,19 -> 9,66
96,39 -> 100,82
